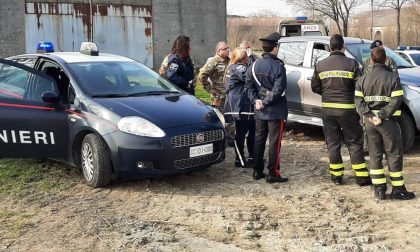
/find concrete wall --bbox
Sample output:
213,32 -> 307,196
0,0 -> 25,57
0,0 -> 227,68
152,0 -> 227,68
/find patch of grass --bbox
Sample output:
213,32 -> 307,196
0,159 -> 78,196
195,82 -> 211,104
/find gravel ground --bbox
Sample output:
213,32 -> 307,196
1,124 -> 419,252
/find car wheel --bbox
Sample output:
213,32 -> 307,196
399,111 -> 416,152
81,134 -> 112,188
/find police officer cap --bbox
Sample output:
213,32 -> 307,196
259,32 -> 281,45
370,40 -> 383,49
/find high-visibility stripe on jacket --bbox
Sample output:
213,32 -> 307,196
311,51 -> 361,116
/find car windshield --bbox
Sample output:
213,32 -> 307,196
409,53 -> 420,65
67,61 -> 180,97
346,43 -> 413,68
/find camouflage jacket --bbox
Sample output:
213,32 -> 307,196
362,56 -> 397,75
197,54 -> 230,96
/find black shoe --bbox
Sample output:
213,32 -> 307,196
374,186 -> 387,200
331,176 -> 343,185
390,186 -> 415,200
253,171 -> 266,180
235,160 -> 252,168
266,174 -> 288,183
356,177 -> 372,187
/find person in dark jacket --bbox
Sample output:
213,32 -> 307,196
362,40 -> 397,75
245,32 -> 288,183
224,47 -> 255,168
311,34 -> 370,186
355,47 -> 415,200
166,35 -> 195,95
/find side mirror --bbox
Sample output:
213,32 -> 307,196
42,91 -> 61,104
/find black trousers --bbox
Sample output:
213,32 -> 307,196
365,118 -> 404,187
234,120 -> 255,165
254,119 -> 285,177
322,111 -> 368,178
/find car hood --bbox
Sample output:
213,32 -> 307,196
93,94 -> 219,129
399,67 -> 420,86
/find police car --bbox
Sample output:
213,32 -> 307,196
395,46 -> 420,66
0,42 -> 226,188
277,36 -> 420,152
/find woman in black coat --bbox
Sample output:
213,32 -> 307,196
224,48 -> 255,168
166,35 -> 195,95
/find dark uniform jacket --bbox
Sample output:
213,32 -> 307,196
245,52 -> 287,120
355,64 -> 403,119
167,54 -> 195,94
311,51 -> 361,116
224,63 -> 254,123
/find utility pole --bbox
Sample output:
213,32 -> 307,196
371,0 -> 374,40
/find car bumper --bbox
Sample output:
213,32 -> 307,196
103,123 -> 226,178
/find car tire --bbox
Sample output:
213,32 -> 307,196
399,111 -> 416,153
81,134 -> 112,188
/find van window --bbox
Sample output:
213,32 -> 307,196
311,43 -> 330,67
278,42 -> 307,66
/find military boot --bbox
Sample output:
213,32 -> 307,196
390,186 -> 415,200
374,186 -> 387,200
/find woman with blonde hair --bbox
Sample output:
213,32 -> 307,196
224,48 -> 255,168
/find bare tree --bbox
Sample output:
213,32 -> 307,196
376,0 -> 412,45
287,0 -> 361,36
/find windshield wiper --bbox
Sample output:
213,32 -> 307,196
91,94 -> 129,98
126,90 -> 181,96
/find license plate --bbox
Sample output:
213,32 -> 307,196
190,143 -> 213,158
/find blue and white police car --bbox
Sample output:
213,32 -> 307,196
0,42 -> 226,187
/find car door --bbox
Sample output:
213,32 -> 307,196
301,41 -> 330,116
278,41 -> 310,114
0,58 -> 69,159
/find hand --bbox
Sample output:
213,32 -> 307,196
368,116 -> 382,125
255,99 -> 264,110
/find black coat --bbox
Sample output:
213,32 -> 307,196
245,53 -> 288,120
167,54 -> 195,94
224,63 -> 254,123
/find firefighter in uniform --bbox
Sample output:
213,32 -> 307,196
245,32 -> 288,183
355,47 -> 415,200
311,34 -> 371,186
362,40 -> 397,75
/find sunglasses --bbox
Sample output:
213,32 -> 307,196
219,47 -> 230,51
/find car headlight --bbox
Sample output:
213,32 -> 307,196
407,85 -> 420,94
213,107 -> 226,127
117,116 -> 165,137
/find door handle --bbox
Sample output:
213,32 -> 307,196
307,77 -> 312,81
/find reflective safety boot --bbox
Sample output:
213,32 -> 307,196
331,175 -> 343,185
390,186 -> 416,200
355,177 -> 372,187
374,186 -> 387,200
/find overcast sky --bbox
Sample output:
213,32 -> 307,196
226,0 -> 370,17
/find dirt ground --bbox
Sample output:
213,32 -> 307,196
1,124 -> 419,252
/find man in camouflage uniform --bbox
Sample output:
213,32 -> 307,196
197,41 -> 232,144
197,41 -> 230,110
362,40 -> 397,75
